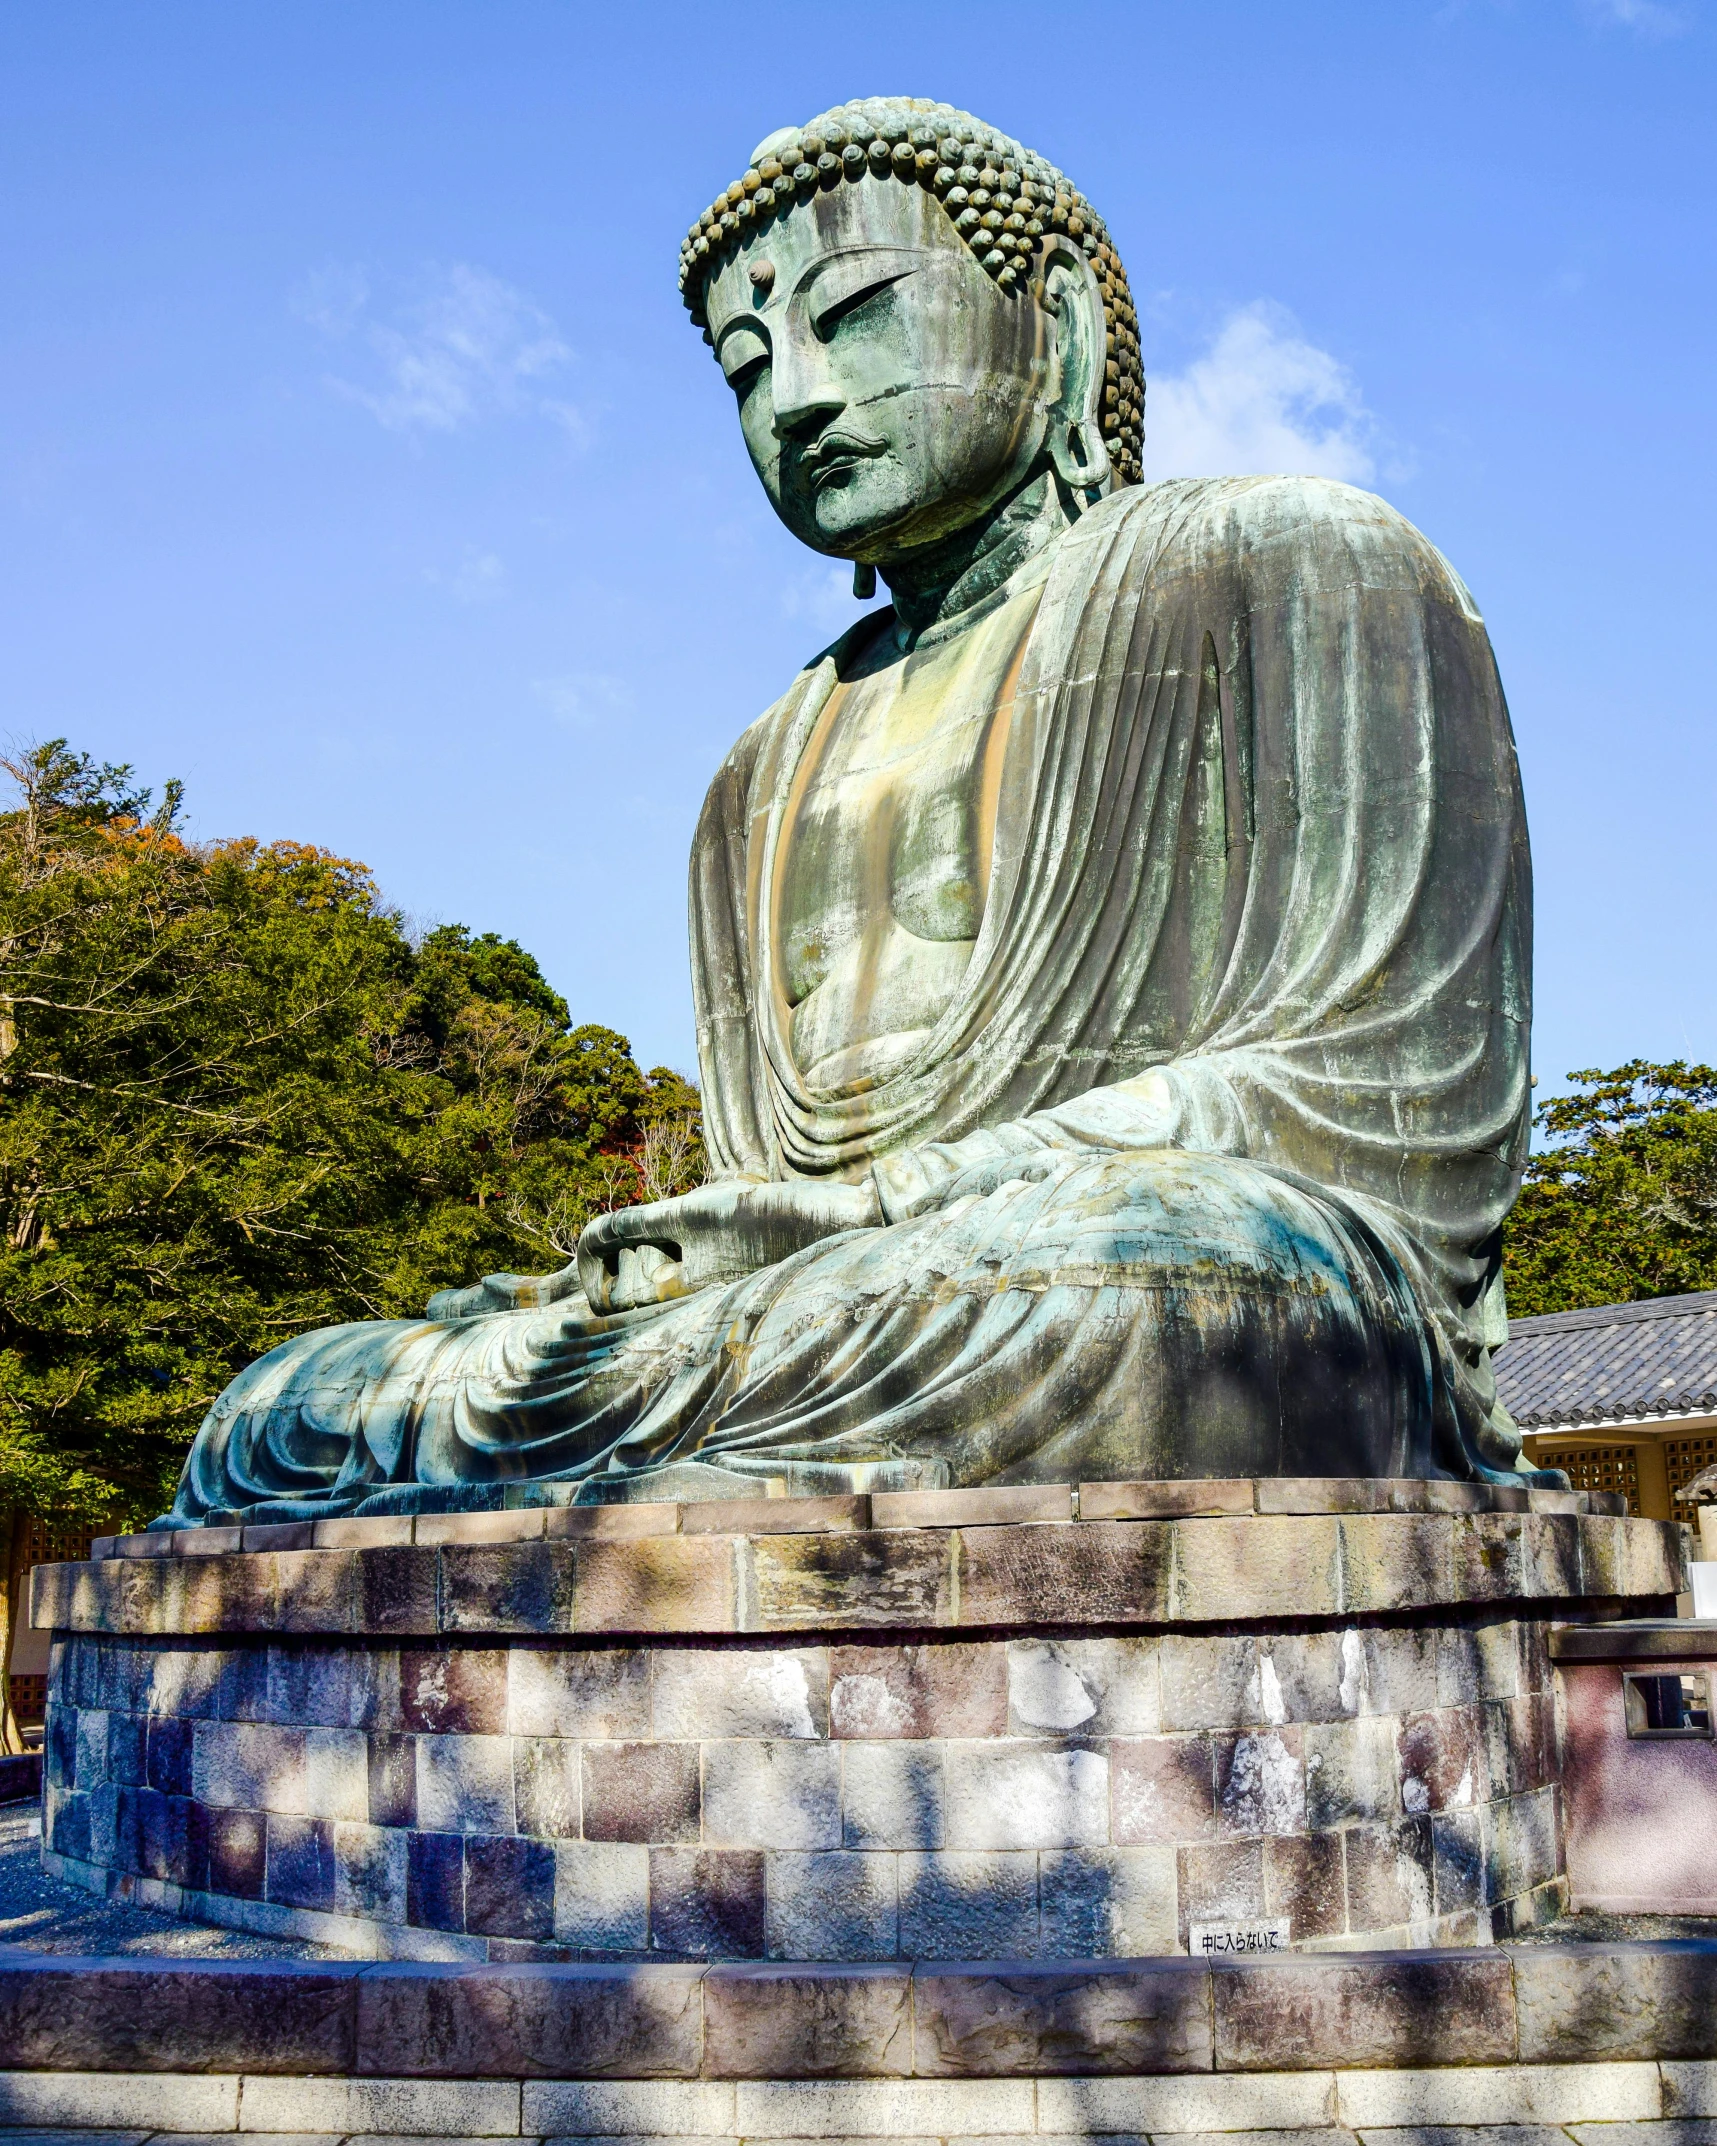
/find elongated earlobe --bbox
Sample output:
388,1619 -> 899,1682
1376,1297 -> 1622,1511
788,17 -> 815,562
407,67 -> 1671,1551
853,562 -> 877,599
1041,247 -> 1113,498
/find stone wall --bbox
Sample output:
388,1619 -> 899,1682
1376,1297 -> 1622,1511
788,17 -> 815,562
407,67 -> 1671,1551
30,1478 -> 1684,1961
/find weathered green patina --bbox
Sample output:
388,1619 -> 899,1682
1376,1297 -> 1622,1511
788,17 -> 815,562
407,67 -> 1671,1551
160,97 -> 1541,1525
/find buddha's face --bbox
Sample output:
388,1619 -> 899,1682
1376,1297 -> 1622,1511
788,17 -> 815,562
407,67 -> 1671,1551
704,180 -> 1056,562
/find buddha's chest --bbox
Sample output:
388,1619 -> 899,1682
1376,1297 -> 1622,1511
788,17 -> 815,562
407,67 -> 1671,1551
770,587 -> 1038,1087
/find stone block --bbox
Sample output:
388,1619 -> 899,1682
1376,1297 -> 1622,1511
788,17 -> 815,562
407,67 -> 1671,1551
314,1516 -> 414,1550
765,1850 -> 898,1960
115,1531 -> 172,1558
960,1521 -> 1170,1625
1177,1840 -> 1265,1944
874,1484 -> 1072,1529
173,1526 -> 244,1558
1213,1950 -> 1515,2069
525,2078 -> 738,2133
829,1642 -> 1005,1740
1216,1728 -> 1306,1837
1041,2072 -> 1339,2133
1040,1844 -> 1179,1955
1485,1787 -> 1559,1902
1343,1817 -> 1435,1930
732,2078 -> 1037,2137
194,1719 -> 307,1813
206,1807 -> 268,1899
1079,1477 -> 1254,1518
406,1831 -> 466,1933
349,1646 -> 404,1732
463,1833 -> 556,1939
268,1815 -> 338,1913
1158,1633 -> 1258,1731
108,1708 -> 148,1786
1431,1806 -> 1485,1914
399,1646 -> 508,1734
682,1494 -> 871,1537
750,1530 -> 953,1631
1513,1941 -> 1717,2060
649,1847 -> 767,1957
513,1736 -> 581,1838
896,1851 -> 1040,1959
239,2074 -> 522,2134
582,1741 -> 700,1844
0,2072 -> 241,2131
355,1960 -> 703,2080
509,1645 -> 652,1738
1261,1832 -> 1346,1939
915,1959 -> 1212,2076
704,1740 -> 842,1851
540,1502 -> 682,1541
1333,2060 -> 1661,2127
1352,1621 -> 1440,1716
1338,1515 -> 1453,1611
576,1537 -> 736,1634
944,1741 -> 1108,1851
1172,1515 -> 1342,1621
416,1734 -> 515,1836
335,1821 -> 409,1923
1006,1637 -> 1159,1736
1111,1734 -> 1217,1844
275,1550 -> 359,1635
415,1509 -> 546,1545
653,1647 -> 827,1738
358,1548 -> 441,1636
0,1959 -> 358,2074
243,1521 -> 316,1551
74,1706 -> 108,1787
441,1543 -> 577,1634
266,1642 -> 354,1729
1250,1631 -> 1349,1724
553,1840 -> 650,1951
1662,2060 -> 1717,2116
304,1727 -> 370,1822
704,1962 -> 911,2076
368,1734 -> 417,1828
1304,1715 -> 1399,1829
841,1741 -> 945,1850
1397,1705 -> 1486,1815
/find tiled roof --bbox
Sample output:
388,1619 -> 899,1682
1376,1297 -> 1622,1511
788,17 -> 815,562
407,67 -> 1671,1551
1495,1289 -> 1717,1429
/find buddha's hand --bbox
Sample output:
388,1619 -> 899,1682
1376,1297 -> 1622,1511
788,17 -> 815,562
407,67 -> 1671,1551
576,1179 -> 883,1314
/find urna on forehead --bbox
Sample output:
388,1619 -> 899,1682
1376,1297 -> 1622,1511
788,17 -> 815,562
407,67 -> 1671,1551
678,95 -> 1146,487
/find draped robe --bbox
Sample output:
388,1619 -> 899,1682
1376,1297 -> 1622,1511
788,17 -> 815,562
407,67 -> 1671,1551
161,474 -> 1537,1526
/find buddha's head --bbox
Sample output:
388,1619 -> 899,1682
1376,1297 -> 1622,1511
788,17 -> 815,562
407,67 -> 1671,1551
679,98 -> 1144,571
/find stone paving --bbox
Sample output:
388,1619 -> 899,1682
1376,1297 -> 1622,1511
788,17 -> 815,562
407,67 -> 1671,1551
0,2128 -> 1716,2146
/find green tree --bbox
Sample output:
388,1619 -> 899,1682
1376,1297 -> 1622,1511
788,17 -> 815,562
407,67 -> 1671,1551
1503,1060 -> 1717,1318
0,740 -> 702,1530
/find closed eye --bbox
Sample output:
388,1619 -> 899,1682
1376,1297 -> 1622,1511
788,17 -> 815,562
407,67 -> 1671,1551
813,267 -> 915,341
718,321 -> 770,396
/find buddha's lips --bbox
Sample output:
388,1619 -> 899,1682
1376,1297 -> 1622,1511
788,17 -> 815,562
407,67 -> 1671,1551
803,431 -> 886,487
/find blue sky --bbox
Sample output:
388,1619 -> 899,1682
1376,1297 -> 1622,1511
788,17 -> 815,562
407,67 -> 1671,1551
1,1 -> 1712,1094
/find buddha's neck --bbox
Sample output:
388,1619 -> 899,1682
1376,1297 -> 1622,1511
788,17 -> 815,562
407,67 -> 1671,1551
882,473 -> 1073,640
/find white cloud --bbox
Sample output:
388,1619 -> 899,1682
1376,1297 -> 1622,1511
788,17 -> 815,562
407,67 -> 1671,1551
293,261 -> 577,436
530,672 -> 634,728
1144,303 -> 1381,485
424,549 -> 506,604
1581,0 -> 1687,32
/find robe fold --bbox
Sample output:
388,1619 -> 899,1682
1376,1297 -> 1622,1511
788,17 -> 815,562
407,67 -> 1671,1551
160,474 -> 1536,1527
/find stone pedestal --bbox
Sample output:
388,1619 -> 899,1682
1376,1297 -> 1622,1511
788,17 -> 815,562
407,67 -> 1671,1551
30,1477 -> 1683,1959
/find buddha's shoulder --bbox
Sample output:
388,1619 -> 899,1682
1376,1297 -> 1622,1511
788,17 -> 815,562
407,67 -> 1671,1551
1084,475 -> 1480,611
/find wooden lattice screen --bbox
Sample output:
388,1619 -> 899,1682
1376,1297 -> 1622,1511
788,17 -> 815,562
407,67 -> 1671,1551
1539,1443 -> 1641,1510
1666,1433 -> 1717,1516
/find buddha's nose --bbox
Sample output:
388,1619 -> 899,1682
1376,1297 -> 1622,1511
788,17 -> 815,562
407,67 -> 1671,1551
769,336 -> 844,443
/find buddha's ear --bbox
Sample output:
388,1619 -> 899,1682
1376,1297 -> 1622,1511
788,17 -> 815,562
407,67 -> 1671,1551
1039,240 -> 1113,496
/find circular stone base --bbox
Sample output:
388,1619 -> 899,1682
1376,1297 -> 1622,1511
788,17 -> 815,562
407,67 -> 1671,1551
32,1476 -> 1683,1959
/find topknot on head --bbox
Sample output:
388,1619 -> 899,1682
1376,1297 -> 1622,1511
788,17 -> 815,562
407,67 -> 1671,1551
676,95 -> 1144,486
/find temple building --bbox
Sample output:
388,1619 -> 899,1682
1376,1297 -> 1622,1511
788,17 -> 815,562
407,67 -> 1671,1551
1500,1289 -> 1717,1522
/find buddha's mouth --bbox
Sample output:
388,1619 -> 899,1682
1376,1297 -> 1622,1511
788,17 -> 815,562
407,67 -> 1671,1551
804,429 -> 886,489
